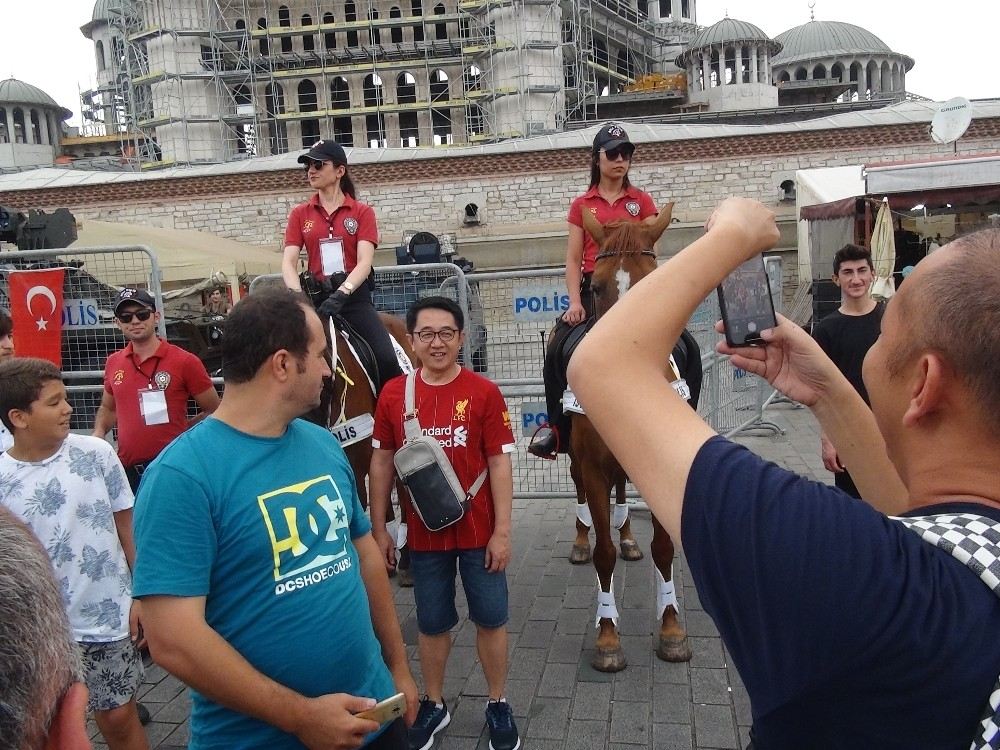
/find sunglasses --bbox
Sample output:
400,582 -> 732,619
602,146 -> 634,161
117,309 -> 153,323
304,159 -> 330,172
413,327 -> 458,343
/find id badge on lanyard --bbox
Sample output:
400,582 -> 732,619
320,236 -> 346,276
139,385 -> 169,426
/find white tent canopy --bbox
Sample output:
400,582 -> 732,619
70,220 -> 283,286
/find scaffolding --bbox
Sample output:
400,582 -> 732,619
81,0 -> 700,168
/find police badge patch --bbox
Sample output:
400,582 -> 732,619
343,217 -> 359,235
154,371 -> 171,390
625,201 -> 640,216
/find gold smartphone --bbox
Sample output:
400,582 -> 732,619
355,692 -> 406,724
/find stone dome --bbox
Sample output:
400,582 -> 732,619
676,17 -> 782,67
0,78 -> 71,119
81,0 -> 118,39
773,20 -> 913,70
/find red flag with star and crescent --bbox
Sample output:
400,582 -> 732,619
9,269 -> 65,367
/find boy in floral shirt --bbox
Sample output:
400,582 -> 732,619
0,357 -> 149,750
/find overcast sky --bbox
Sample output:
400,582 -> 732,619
2,0 -> 996,127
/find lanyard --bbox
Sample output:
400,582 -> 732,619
132,354 -> 160,386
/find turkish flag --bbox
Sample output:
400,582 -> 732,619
9,269 -> 65,367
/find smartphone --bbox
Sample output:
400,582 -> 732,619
717,256 -> 778,347
355,692 -> 406,725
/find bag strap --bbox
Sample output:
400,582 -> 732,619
403,369 -> 488,501
893,512 -> 1000,750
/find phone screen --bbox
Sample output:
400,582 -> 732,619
717,256 -> 778,347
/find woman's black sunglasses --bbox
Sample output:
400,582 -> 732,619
602,146 -> 634,161
304,159 -> 329,171
117,309 -> 153,323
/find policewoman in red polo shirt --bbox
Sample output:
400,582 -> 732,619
529,123 -> 658,458
282,139 -> 402,392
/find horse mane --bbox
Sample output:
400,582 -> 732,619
600,220 -> 651,256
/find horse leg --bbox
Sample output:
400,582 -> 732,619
651,518 -> 691,662
569,452 -> 592,564
614,478 -> 643,562
394,479 -> 413,587
587,468 -> 626,672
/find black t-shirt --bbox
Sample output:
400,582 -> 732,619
812,303 -> 884,404
682,436 -> 1000,750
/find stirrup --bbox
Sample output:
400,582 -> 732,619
528,425 -> 559,460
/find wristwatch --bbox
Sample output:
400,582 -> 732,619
339,280 -> 355,293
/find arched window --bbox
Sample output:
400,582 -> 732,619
429,69 -> 448,101
615,48 -> 633,81
257,18 -> 269,54
813,63 -> 826,80
849,61 -> 862,101
29,110 -> 42,143
301,119 -> 320,147
412,0 -> 424,41
464,64 -> 482,91
866,60 -> 879,97
298,79 -> 318,111
278,5 -> 290,25
233,84 -> 252,108
433,3 -> 446,40
345,1 -> 359,46
880,60 -> 892,92
0,108 -> 8,144
399,111 -> 419,146
778,70 -> 790,83
265,83 -> 288,154
390,7 -> 403,43
431,108 -> 451,145
12,108 -> 25,144
96,40 -> 106,72
323,12 -> 336,48
369,9 -> 380,45
235,19 -> 248,54
331,77 -> 351,108
363,73 -> 384,106
396,72 -> 417,103
302,14 -> 315,51
794,67 -> 807,81
830,62 -> 843,83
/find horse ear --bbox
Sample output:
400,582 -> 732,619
581,209 -> 606,247
643,202 -> 675,243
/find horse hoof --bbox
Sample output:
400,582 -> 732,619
396,567 -> 414,588
592,647 -> 627,673
619,539 -> 644,561
657,635 -> 692,663
569,544 -> 592,564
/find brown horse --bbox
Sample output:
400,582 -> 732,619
570,204 -> 699,672
309,313 -> 417,510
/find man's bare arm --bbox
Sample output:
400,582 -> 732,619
92,390 -> 117,438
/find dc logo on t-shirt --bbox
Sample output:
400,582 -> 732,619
343,217 -> 358,235
625,201 -> 640,216
258,476 -> 352,595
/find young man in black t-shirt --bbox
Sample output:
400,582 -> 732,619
812,245 -> 883,497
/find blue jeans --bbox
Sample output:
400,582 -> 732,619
410,547 -> 509,635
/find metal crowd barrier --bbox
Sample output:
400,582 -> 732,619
0,245 -> 163,431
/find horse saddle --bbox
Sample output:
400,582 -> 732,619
553,322 -> 702,411
332,314 -> 380,396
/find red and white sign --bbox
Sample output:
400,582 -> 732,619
9,268 -> 65,366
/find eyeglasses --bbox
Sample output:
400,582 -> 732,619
413,328 -> 459,343
117,309 -> 153,323
602,146 -> 633,161
304,159 -> 329,172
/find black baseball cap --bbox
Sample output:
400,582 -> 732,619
114,288 -> 156,314
297,140 -> 348,166
593,123 -> 634,154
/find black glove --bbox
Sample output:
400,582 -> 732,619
317,290 -> 350,319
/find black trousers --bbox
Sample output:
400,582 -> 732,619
541,274 -> 594,451
338,290 -> 403,394
365,718 -> 407,749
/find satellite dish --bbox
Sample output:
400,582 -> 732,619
930,97 -> 972,145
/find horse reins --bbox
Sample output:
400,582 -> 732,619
594,249 -> 657,261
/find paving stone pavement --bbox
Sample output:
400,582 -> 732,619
90,401 -> 831,750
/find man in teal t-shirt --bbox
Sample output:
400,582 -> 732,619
133,290 -> 417,749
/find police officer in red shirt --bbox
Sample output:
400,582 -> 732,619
282,140 -> 402,392
94,288 -> 220,492
529,123 -> 658,458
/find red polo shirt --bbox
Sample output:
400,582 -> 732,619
372,368 -> 516,552
568,186 -> 657,273
284,193 -> 379,281
103,339 -> 214,466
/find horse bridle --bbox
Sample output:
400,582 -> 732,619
594,249 -> 657,261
